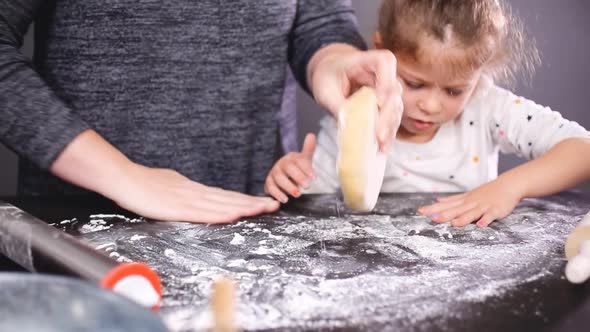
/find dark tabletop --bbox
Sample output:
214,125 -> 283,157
1,192 -> 589,332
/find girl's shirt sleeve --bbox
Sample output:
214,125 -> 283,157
484,84 -> 589,160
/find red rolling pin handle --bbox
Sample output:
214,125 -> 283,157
100,262 -> 163,310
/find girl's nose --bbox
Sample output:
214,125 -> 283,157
417,91 -> 442,115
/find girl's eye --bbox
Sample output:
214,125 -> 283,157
446,88 -> 464,97
403,80 -> 423,89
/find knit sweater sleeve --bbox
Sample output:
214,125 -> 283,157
0,0 -> 89,169
287,0 -> 367,93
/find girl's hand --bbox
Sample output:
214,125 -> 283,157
265,133 -> 317,203
417,178 -> 525,227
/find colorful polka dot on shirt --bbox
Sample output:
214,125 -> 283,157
515,99 -> 522,104
499,130 -> 505,136
473,156 -> 480,163
403,171 -> 409,177
416,156 -> 422,161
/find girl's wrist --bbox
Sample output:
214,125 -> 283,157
497,170 -> 529,201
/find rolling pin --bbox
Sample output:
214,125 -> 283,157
0,201 -> 162,309
565,211 -> 590,284
337,86 -> 387,212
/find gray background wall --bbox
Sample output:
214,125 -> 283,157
0,0 -> 588,195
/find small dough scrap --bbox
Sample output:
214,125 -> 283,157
565,252 -> 590,284
565,212 -> 590,260
211,277 -> 237,332
337,86 -> 386,212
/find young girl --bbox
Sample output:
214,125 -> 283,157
265,0 -> 590,227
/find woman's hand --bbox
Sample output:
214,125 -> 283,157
51,130 -> 279,224
308,44 -> 403,152
114,164 -> 280,224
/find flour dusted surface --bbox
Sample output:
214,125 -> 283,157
55,193 -> 590,331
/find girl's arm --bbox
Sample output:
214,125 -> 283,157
265,133 -> 317,203
418,83 -> 590,227
265,117 -> 342,202
501,137 -> 590,198
418,138 -> 589,228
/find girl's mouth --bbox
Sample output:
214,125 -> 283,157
410,118 -> 435,130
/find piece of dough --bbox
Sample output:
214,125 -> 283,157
210,277 -> 237,332
565,211 -> 590,284
337,86 -> 386,212
565,244 -> 590,284
565,211 -> 590,260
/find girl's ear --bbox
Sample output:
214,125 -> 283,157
372,31 -> 384,49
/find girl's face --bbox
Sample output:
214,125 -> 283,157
395,56 -> 481,142
374,32 -> 483,143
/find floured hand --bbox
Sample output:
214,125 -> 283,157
265,133 -> 316,203
418,178 -> 524,227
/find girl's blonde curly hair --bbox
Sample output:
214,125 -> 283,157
378,0 -> 540,85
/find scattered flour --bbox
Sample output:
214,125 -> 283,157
80,219 -> 113,233
227,259 -> 248,268
230,233 -> 245,245
251,247 -> 275,255
95,242 -> 116,251
90,214 -> 127,219
70,194 -> 588,331
130,234 -> 147,242
60,218 -> 76,225
56,214 -> 144,234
